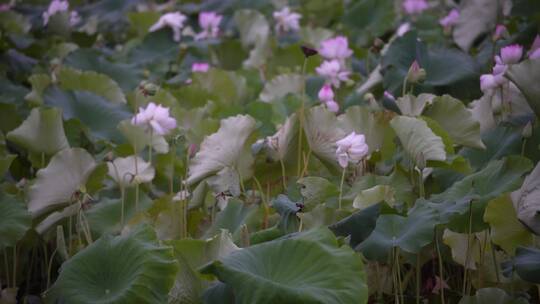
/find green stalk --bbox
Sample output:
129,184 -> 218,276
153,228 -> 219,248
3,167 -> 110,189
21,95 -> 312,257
396,247 -> 404,304
435,227 -> 446,304
46,249 -> 58,289
296,57 -> 308,177
489,229 -> 501,283
338,167 -> 347,210
463,200 -> 473,295
416,253 -> 421,304
280,159 -> 287,190
3,248 -> 9,288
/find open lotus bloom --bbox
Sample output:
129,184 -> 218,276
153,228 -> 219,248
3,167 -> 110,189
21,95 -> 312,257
500,44 -> 523,64
192,62 -> 210,73
273,6 -> 301,33
335,132 -> 369,168
43,0 -> 69,25
316,60 -> 350,88
131,102 -> 177,135
402,0 -> 428,15
439,9 -> 460,28
318,36 -> 353,61
195,11 -> 222,40
149,12 -> 187,42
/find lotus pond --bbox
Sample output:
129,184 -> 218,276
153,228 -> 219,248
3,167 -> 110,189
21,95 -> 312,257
1,0 -> 540,303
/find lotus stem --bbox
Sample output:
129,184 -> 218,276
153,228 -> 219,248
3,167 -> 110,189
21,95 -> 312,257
489,229 -> 500,283
462,200 -> 473,295
416,253 -> 421,304
296,57 -> 308,177
396,247 -> 404,304
46,248 -> 58,289
4,248 -> 10,288
338,167 -> 347,209
280,159 -> 287,190
435,227 -> 446,304
402,76 -> 408,97
417,167 -> 425,198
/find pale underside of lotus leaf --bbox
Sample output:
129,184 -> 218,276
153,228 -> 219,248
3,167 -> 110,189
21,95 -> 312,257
107,156 -> 155,187
28,148 -> 97,217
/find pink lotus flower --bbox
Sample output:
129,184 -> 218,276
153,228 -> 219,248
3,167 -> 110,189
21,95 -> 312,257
273,6 -> 301,33
43,0 -> 69,26
493,24 -> 508,41
0,3 -> 11,12
403,0 -> 428,15
325,100 -> 339,113
131,102 -> 177,135
318,84 -> 334,102
316,60 -> 350,88
528,35 -> 540,59
192,62 -> 210,73
439,9 -> 460,28
335,132 -> 369,168
195,11 -> 222,40
480,74 -> 505,93
500,44 -> 523,64
318,36 -> 353,61
149,12 -> 187,42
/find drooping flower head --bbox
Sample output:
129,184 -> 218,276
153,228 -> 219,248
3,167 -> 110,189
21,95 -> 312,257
402,0 -> 428,15
195,11 -> 222,40
316,59 -> 350,88
192,62 -> 210,73
149,12 -> 187,42
335,132 -> 369,168
43,0 -> 69,26
500,44 -> 523,64
131,102 -> 177,135
273,6 -> 302,33
318,36 -> 353,61
439,9 -> 460,29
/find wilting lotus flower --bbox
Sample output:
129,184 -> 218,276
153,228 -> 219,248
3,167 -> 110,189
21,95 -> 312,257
316,60 -> 350,88
273,6 -> 301,33
403,0 -> 428,15
500,44 -> 523,64
195,11 -> 222,40
131,102 -> 177,135
149,12 -> 187,42
439,9 -> 460,29
43,0 -> 69,26
397,23 -> 411,37
318,36 -> 353,61
192,62 -> 210,73
528,35 -> 540,59
335,132 -> 369,168
318,84 -> 334,102
493,24 -> 508,41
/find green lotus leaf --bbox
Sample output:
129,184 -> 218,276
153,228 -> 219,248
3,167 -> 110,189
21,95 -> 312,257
395,94 -> 435,117
453,0 -> 498,52
0,11 -> 31,34
342,0 -> 395,46
511,162 -> 540,235
192,69 -> 248,106
127,29 -> 179,64
204,199 -> 259,239
234,9 -> 270,47
299,27 -> 334,48
346,167 -> 415,205
107,156 -> 155,187
45,224 -> 178,304
424,95 -> 485,149
0,193 -> 31,250
512,246 -> 540,284
353,185 -> 395,210
390,115 -> 446,166
259,74 -> 303,103
28,148 -> 97,217
187,115 -> 256,186
58,66 -> 126,104
358,210 -> 438,261
44,86 -> 131,142
35,202 -> 81,235
261,113 -> 298,162
297,176 -> 339,209
201,228 -> 368,304
484,194 -> 533,254
329,203 -> 380,248
506,59 -> 540,118
117,120 -> 169,154
304,105 -> 346,170
458,287 -> 528,304
6,107 -> 69,155
442,229 -> 490,270
25,74 -> 51,105
0,154 -> 16,178
338,105 -> 394,154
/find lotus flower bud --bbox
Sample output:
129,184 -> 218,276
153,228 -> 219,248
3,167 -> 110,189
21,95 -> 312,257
406,60 -> 426,84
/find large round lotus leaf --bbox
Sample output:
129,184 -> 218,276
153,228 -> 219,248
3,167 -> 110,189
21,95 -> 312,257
506,59 -> 540,118
512,246 -> 540,284
458,287 -> 528,304
452,0 -> 498,52
0,193 -> 31,249
259,74 -> 302,103
44,86 -> 131,142
57,66 -> 126,104
201,228 -> 368,304
28,148 -> 97,217
358,208 -> 438,261
304,106 -> 346,171
424,95 -> 485,149
484,194 -> 533,254
233,9 -> 270,47
511,162 -> 540,235
6,107 -> 69,155
45,225 -> 178,304
107,156 -> 155,187
329,203 -> 380,248
390,116 -> 446,166
187,115 -> 256,186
